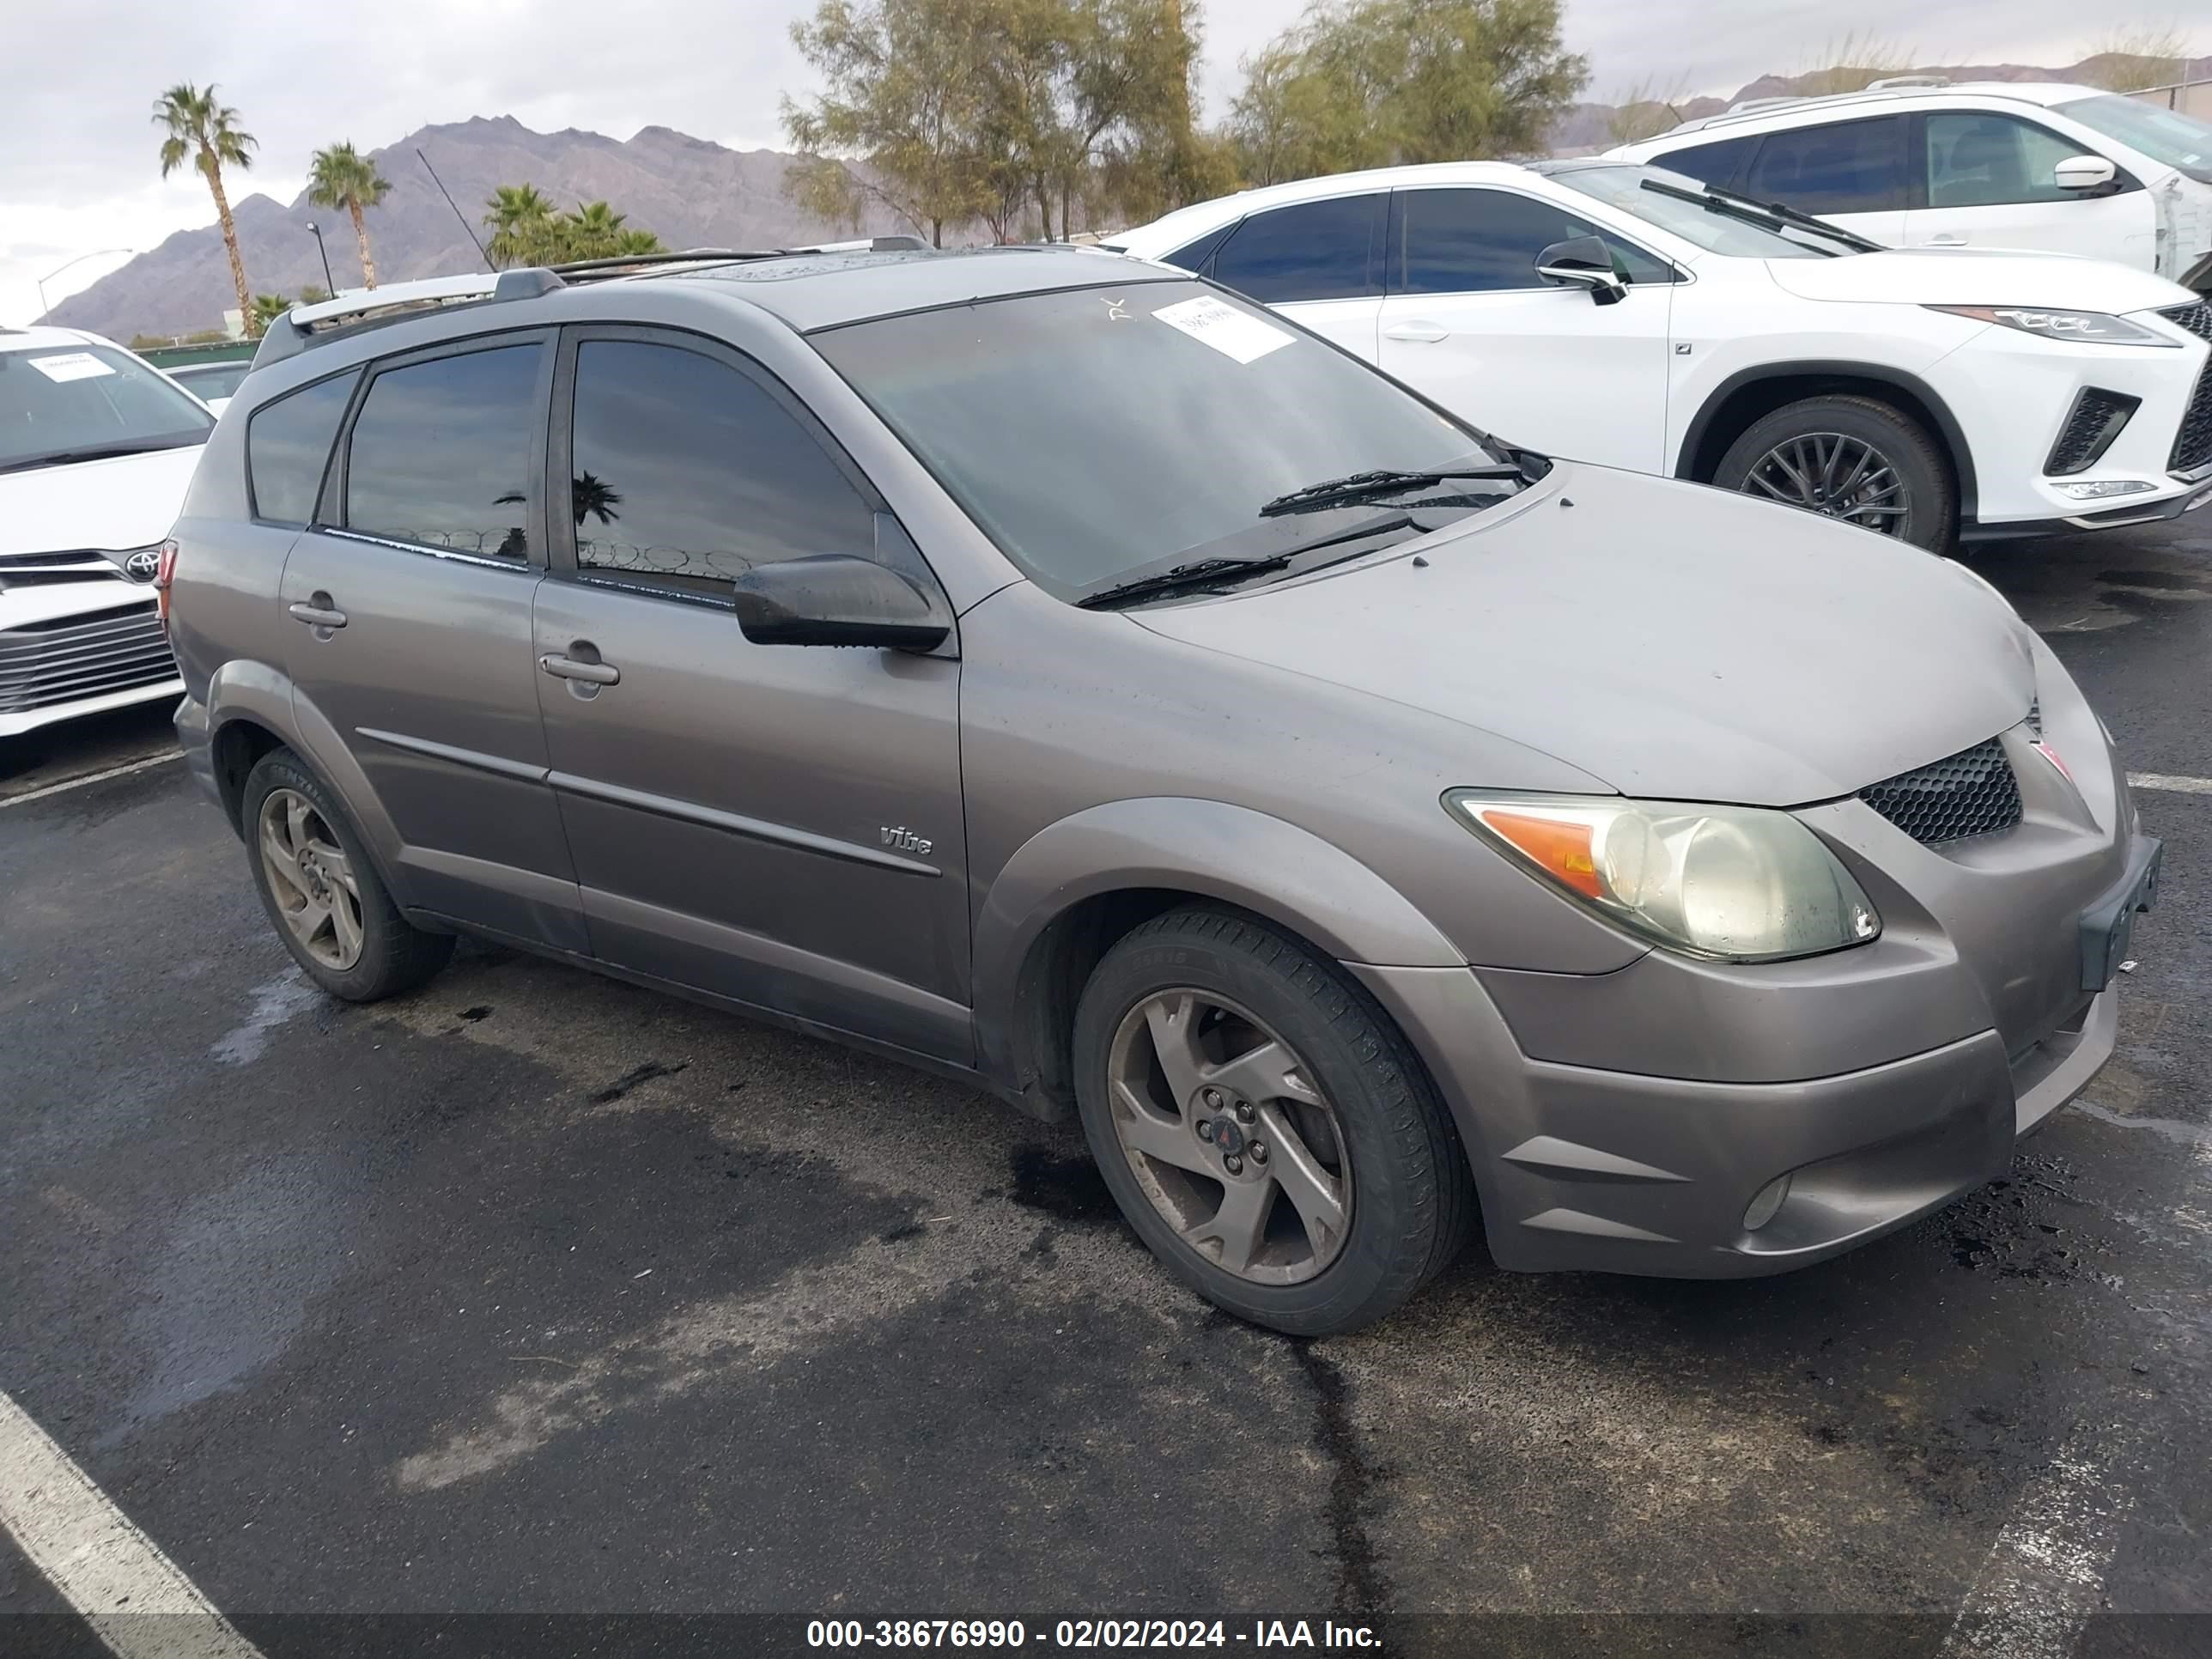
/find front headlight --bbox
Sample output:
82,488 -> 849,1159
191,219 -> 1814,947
1445,792 -> 1881,963
1924,305 -> 2179,348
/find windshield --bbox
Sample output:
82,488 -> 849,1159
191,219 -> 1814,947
1549,165 -> 1847,258
0,343 -> 215,472
173,362 -> 252,401
2053,94 -> 2212,184
812,280 -> 1507,601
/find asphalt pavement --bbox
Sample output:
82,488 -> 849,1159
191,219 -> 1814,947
3,514 -> 2210,1658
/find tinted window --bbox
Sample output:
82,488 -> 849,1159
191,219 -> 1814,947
1549,166 -> 1842,258
1654,135 -> 1755,189
247,371 -> 357,524
0,343 -> 212,472
813,281 -> 1499,602
1211,196 -> 1382,303
566,340 -> 876,600
1926,113 -> 2098,208
1744,118 -> 1907,214
1396,188 -> 1671,294
343,344 -> 542,561
1161,222 -> 1236,273
175,362 -> 252,400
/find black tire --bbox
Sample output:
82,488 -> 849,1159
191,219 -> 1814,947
240,747 -> 453,1001
1071,905 -> 1474,1335
1711,393 -> 1956,551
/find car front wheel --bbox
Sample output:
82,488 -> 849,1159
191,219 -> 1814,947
1071,906 -> 1474,1335
1713,393 -> 1955,550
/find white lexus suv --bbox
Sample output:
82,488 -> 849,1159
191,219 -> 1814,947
0,327 -> 211,739
1110,161 -> 2212,549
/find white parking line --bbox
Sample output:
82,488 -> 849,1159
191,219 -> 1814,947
0,751 -> 181,810
2128,773 -> 2212,797
1938,1429 -> 2131,1659
0,1388 -> 261,1659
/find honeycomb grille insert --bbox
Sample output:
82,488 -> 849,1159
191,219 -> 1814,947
2164,302 -> 2212,474
1859,737 -> 2022,846
2045,387 -> 2136,476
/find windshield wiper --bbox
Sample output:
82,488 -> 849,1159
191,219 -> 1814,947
1077,511 -> 1422,609
1260,465 -> 1525,517
0,441 -> 188,475
1704,183 -> 1886,252
1637,179 -> 1875,255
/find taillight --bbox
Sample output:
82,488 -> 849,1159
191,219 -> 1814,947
155,538 -> 179,626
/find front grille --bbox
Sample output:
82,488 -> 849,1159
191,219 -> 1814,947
0,602 -> 176,714
2164,301 -> 2212,473
1859,737 -> 2023,846
2045,387 -> 2138,475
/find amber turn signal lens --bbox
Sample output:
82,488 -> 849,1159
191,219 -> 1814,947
1474,808 -> 1602,899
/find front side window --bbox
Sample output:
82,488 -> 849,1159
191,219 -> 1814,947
1395,188 -> 1672,293
1210,195 -> 1385,304
343,343 -> 543,562
2051,94 -> 2212,184
813,280 -> 1508,602
565,339 -> 876,600
0,343 -> 213,474
247,369 -> 358,524
1926,112 -> 2112,208
1744,117 -> 1908,214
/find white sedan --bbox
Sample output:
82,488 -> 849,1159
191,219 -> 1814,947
1110,160 -> 2212,548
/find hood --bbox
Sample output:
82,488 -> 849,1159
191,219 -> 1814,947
1133,466 -> 2035,808
0,444 -> 204,560
1766,247 -> 2196,313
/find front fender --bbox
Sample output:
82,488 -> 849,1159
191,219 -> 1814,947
972,796 -> 1466,1090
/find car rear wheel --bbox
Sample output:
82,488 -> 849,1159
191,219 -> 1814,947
1071,905 -> 1473,1334
1713,394 -> 1955,550
240,748 -> 453,1001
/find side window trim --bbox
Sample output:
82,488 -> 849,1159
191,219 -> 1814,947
246,366 -> 363,527
325,326 -> 557,569
544,322 -> 913,609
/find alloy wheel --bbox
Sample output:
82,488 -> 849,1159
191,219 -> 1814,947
1104,989 -> 1352,1285
1740,432 -> 1911,537
258,787 -> 365,970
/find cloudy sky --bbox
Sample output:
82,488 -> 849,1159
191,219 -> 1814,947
2,0 -> 2188,325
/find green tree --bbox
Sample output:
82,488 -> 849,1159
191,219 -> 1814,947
482,186 -> 665,264
483,183 -> 558,267
1226,0 -> 1587,186
154,83 -> 258,335
299,283 -> 332,305
249,293 -> 294,331
307,142 -> 393,289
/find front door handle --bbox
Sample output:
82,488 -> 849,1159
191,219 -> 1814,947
287,599 -> 347,629
539,653 -> 620,686
1383,321 -> 1450,343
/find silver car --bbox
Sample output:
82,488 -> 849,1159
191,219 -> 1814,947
165,247 -> 2160,1334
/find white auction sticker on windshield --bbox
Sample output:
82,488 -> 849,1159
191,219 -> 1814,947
27,352 -> 116,383
1152,295 -> 1293,364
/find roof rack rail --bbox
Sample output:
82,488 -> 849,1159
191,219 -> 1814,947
1725,94 -> 1806,116
1865,74 -> 1950,90
252,268 -> 560,370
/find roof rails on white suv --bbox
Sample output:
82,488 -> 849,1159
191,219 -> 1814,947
253,236 -> 932,370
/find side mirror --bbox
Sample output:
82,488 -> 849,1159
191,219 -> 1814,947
1535,235 -> 1628,306
733,554 -> 951,651
2053,154 -> 2119,193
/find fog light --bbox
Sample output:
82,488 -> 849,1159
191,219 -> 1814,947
2055,478 -> 2155,501
1742,1175 -> 1792,1232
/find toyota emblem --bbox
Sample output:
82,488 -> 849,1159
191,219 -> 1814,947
123,549 -> 161,583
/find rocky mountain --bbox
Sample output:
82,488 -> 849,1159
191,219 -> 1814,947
1552,52 -> 2211,154
45,116 -> 905,340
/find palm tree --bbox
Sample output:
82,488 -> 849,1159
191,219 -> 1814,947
611,228 -> 666,258
250,293 -> 295,331
307,142 -> 393,289
154,83 -> 257,335
483,184 -> 556,268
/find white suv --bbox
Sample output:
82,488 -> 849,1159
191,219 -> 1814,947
1110,161 -> 2212,548
1607,81 -> 2212,291
0,327 -> 210,738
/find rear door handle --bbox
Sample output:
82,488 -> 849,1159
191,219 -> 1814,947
1383,322 -> 1450,343
287,600 -> 347,629
538,654 -> 620,686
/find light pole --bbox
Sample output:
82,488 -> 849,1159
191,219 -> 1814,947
34,248 -> 135,319
304,222 -> 335,296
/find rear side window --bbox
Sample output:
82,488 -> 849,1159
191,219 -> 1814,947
246,370 -> 356,525
1395,188 -> 1672,294
343,344 -> 544,561
1160,222 -> 1236,274
1652,135 -> 1755,189
1743,117 -> 1908,214
565,339 -> 877,601
1925,113 -> 2100,208
1211,195 -> 1384,304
